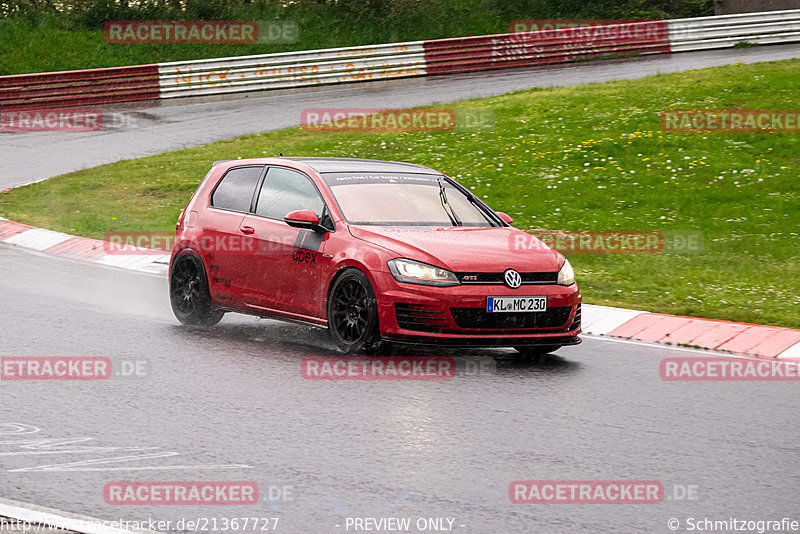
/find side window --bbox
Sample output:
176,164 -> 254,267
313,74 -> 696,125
255,167 -> 324,220
210,166 -> 264,212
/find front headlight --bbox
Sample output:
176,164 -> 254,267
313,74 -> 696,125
388,259 -> 460,287
557,258 -> 575,286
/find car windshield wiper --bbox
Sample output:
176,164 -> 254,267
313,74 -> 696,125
462,190 -> 500,226
438,177 -> 462,226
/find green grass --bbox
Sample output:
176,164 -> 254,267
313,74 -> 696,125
0,0 -> 713,75
1,59 -> 798,328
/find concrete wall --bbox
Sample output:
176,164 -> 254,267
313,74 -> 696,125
715,0 -> 800,14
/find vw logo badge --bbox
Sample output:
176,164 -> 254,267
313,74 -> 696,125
504,269 -> 522,289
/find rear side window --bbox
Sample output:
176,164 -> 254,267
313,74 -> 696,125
255,167 -> 324,220
210,166 -> 264,212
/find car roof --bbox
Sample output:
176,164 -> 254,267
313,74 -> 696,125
281,157 -> 441,174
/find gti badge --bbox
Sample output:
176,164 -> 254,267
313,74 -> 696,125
504,269 -> 522,289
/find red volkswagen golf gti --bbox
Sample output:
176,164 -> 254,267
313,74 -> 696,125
169,157 -> 581,354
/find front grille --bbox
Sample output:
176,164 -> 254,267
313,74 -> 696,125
456,272 -> 558,284
569,304 -> 582,331
450,306 -> 572,330
395,303 -> 448,333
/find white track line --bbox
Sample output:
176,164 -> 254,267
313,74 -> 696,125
0,497 -> 162,534
779,340 -> 800,359
582,333 -> 795,359
95,254 -> 169,273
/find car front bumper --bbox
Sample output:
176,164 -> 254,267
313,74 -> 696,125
371,271 -> 582,347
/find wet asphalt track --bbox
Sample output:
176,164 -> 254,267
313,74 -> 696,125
1,245 -> 799,533
1,45 -> 800,533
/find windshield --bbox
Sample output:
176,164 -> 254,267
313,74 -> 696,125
322,172 -> 498,226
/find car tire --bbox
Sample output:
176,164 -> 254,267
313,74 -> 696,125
169,252 -> 225,327
327,268 -> 382,354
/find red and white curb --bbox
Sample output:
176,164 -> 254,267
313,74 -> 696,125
582,304 -> 800,360
0,216 -> 168,274
2,216 -> 799,360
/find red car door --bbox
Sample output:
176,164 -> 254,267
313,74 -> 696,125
201,165 -> 265,309
237,166 -> 332,321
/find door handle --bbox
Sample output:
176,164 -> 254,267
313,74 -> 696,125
240,226 -> 255,235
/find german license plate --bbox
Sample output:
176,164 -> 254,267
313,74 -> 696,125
487,296 -> 547,313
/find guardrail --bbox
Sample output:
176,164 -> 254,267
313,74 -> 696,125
422,21 -> 671,76
1,9 -> 799,110
0,65 -> 160,110
668,10 -> 800,52
158,42 -> 427,99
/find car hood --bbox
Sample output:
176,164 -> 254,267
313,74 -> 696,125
348,225 -> 563,273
